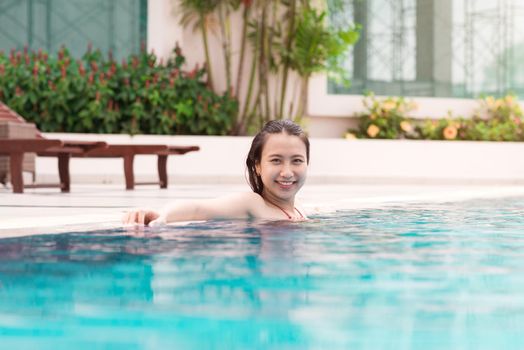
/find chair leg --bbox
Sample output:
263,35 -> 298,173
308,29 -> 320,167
9,153 -> 24,193
123,154 -> 135,190
158,155 -> 168,189
58,153 -> 71,193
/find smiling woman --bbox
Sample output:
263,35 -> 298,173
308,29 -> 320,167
122,120 -> 310,226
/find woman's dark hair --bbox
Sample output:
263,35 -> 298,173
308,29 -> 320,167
246,119 -> 310,195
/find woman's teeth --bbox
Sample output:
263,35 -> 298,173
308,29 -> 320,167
278,181 -> 293,185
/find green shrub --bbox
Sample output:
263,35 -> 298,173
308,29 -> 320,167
0,45 -> 238,135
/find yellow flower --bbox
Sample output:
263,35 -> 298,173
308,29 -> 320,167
505,95 -> 515,106
443,125 -> 458,140
400,121 -> 413,133
369,113 -> 377,120
345,132 -> 357,140
494,99 -> 503,110
367,124 -> 380,138
485,96 -> 495,109
382,100 -> 397,112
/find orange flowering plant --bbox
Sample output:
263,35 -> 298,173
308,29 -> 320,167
416,116 -> 467,140
463,95 -> 524,141
346,93 -> 418,139
347,94 -> 524,141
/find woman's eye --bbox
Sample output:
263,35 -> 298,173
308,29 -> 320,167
270,159 -> 281,164
293,159 -> 304,164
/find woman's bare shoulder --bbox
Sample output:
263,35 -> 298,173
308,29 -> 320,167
205,191 -> 265,218
222,192 -> 265,207
234,191 -> 264,201
206,191 -> 264,209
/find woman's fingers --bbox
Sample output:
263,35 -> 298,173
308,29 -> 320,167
138,210 -> 146,225
122,210 -> 160,226
121,211 -> 135,225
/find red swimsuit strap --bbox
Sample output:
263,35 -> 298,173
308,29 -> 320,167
265,199 -> 304,220
294,206 -> 305,219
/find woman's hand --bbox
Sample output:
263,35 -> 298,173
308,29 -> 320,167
122,209 -> 162,226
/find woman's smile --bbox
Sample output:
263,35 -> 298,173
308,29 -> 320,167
256,133 -> 308,205
276,180 -> 296,189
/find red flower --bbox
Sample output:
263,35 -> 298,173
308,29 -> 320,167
78,63 -> 86,77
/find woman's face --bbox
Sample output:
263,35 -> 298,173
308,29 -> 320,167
255,132 -> 308,204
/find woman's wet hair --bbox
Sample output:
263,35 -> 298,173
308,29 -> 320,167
246,119 -> 309,195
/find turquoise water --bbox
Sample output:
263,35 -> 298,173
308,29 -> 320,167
1,198 -> 524,349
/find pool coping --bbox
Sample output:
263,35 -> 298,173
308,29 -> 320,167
2,184 -> 524,239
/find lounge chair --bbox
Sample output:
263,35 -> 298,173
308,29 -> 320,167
0,137 -> 72,193
78,144 -> 200,190
0,102 -> 200,193
0,121 -> 107,193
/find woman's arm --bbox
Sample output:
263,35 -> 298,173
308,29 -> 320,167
122,192 -> 263,226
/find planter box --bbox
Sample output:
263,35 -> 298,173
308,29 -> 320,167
35,133 -> 524,185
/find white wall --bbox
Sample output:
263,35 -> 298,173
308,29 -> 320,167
36,133 -> 524,186
147,0 -> 184,59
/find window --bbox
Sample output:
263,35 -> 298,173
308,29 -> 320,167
0,0 -> 147,59
329,0 -> 524,98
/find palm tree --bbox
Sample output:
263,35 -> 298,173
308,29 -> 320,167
179,0 -> 220,90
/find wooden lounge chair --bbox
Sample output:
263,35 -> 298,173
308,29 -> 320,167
0,102 -> 200,192
0,121 -> 107,193
79,144 -> 200,190
0,138 -> 70,193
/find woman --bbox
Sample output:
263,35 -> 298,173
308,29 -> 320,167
122,119 -> 309,226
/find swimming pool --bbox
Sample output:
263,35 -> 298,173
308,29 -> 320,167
1,197 -> 524,349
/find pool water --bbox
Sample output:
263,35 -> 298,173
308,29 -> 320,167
1,197 -> 524,349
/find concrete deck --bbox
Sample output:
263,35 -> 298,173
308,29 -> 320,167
3,183 -> 524,238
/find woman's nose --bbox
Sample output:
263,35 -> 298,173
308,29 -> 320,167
280,164 -> 293,178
